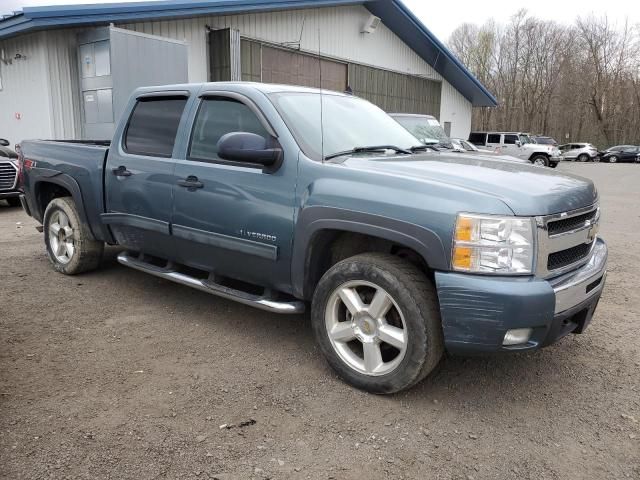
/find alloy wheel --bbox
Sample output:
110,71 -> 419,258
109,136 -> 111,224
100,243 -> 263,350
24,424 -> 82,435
48,210 -> 75,264
325,280 -> 408,376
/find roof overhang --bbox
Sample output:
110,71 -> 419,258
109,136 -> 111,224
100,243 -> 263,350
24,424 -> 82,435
0,0 -> 497,107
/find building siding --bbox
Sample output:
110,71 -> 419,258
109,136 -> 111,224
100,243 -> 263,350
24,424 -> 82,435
119,4 -> 473,138
0,4 -> 474,143
0,32 -> 53,144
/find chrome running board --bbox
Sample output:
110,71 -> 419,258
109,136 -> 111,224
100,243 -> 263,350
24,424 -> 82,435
117,252 -> 305,314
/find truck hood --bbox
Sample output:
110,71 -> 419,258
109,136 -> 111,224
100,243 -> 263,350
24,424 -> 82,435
339,153 -> 597,216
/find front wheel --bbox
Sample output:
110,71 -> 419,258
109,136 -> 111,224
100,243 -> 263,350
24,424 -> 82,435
311,253 -> 444,394
43,197 -> 104,275
609,155 -> 618,163
531,155 -> 550,167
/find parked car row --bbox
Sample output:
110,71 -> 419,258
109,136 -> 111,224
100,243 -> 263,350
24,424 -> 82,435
468,131 -> 562,167
0,138 -> 21,206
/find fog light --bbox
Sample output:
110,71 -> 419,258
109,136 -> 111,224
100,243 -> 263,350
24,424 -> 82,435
503,328 -> 533,346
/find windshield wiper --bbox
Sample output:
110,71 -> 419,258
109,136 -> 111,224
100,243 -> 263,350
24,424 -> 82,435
409,144 -> 439,153
324,145 -> 412,161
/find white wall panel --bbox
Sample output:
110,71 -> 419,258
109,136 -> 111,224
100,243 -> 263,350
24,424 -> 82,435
0,32 -> 53,144
440,82 -> 473,139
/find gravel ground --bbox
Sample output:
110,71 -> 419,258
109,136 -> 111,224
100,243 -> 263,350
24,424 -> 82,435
1,163 -> 639,480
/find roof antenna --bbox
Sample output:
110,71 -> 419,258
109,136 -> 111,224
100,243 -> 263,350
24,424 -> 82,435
318,25 -> 325,163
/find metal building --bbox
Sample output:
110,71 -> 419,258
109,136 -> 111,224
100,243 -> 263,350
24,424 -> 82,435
0,0 -> 497,144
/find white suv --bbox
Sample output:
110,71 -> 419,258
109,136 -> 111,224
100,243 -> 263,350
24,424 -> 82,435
558,143 -> 600,162
469,132 -> 563,167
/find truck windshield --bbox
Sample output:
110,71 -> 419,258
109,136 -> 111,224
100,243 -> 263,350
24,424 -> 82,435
391,115 -> 453,149
269,92 -> 421,161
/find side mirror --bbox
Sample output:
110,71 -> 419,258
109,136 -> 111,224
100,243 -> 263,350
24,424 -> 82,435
217,132 -> 282,168
0,139 -> 9,147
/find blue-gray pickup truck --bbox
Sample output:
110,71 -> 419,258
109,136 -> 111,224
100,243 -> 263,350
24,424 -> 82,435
18,82 -> 607,393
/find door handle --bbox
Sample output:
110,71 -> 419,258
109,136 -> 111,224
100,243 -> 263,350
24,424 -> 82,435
112,166 -> 132,177
177,175 -> 204,189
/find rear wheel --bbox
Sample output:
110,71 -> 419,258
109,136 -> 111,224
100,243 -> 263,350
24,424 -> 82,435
43,197 -> 104,275
311,253 -> 444,394
578,154 -> 589,162
531,155 -> 550,167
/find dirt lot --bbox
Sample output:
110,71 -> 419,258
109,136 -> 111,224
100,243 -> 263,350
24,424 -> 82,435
1,163 -> 639,480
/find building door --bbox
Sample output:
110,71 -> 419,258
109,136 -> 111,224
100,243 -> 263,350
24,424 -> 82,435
347,64 -> 441,116
239,40 -> 348,92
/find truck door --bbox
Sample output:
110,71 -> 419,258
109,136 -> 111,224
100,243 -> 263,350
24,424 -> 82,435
103,93 -> 189,258
502,134 -> 522,158
170,93 -> 297,293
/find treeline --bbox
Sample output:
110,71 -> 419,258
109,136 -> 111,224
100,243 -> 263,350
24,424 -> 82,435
448,11 -> 640,148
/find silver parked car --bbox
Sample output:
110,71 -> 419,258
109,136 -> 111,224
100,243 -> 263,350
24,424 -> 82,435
558,143 -> 600,162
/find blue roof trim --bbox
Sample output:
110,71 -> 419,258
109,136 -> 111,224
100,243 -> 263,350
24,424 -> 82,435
0,0 -> 496,107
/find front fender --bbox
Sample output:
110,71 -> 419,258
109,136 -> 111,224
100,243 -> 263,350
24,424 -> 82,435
291,205 -> 447,298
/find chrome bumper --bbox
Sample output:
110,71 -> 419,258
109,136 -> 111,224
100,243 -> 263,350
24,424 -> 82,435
550,238 -> 607,314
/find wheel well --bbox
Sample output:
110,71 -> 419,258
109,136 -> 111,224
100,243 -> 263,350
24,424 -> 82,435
303,230 -> 431,299
35,182 -> 72,218
529,152 -> 549,160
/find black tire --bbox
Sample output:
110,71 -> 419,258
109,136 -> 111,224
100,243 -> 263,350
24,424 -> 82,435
609,155 -> 618,163
311,253 -> 444,394
531,155 -> 550,167
43,197 -> 104,275
578,154 -> 589,162
5,196 -> 21,207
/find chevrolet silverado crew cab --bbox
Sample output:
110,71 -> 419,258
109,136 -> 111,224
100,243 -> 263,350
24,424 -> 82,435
469,131 -> 563,167
18,83 -> 607,394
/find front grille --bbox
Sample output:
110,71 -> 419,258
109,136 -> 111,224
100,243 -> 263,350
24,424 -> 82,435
547,243 -> 592,270
0,162 -> 17,191
547,210 -> 597,236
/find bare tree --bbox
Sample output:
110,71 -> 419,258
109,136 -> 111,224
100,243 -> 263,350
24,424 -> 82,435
448,14 -> 640,148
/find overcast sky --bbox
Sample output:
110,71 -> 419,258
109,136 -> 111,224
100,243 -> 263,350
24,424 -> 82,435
2,0 -> 639,40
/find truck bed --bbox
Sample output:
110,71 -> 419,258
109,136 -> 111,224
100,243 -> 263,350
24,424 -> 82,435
19,139 -> 111,242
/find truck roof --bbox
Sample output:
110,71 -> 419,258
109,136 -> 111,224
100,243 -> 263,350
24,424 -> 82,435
133,81 -> 352,97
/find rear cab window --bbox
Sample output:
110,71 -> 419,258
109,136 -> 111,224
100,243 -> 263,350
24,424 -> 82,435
124,97 -> 188,157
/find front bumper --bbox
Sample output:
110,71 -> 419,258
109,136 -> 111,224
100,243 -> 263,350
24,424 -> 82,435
0,190 -> 20,199
435,238 -> 607,354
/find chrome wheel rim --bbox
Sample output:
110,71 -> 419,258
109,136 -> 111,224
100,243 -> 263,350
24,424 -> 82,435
533,157 -> 546,167
610,156 -> 618,163
49,210 -> 75,264
325,280 -> 407,376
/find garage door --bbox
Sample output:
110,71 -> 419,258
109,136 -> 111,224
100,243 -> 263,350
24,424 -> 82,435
348,64 -> 441,116
241,40 -> 347,92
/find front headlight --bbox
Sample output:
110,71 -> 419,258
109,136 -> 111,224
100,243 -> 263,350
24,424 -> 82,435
452,214 -> 535,274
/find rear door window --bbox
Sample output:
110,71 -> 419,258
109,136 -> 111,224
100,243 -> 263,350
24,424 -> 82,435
124,97 -> 188,157
487,134 -> 501,144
